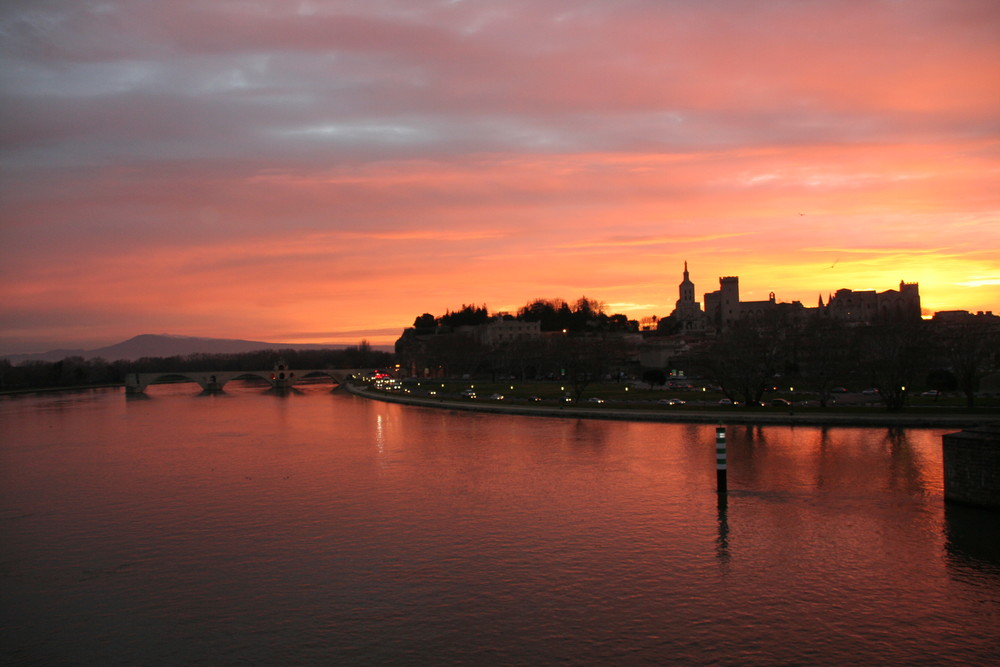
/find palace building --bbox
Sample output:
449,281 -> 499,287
663,264 -> 921,333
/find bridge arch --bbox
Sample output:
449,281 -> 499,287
299,370 -> 346,383
133,372 -> 206,391
226,371 -> 277,387
124,368 -> 367,395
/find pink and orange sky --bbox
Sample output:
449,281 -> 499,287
2,0 -> 999,354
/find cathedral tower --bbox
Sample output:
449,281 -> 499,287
664,261 -> 706,333
677,261 -> 695,307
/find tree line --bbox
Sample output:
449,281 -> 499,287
399,297 -> 641,401
412,297 -> 639,333
0,343 -> 393,392
678,313 -> 998,410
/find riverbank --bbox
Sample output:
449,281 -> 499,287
0,383 -> 123,397
345,383 -> 1000,429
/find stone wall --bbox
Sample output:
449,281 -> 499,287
942,426 -> 1000,509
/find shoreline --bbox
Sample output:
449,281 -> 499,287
344,383 -> 1000,429
0,383 -> 123,397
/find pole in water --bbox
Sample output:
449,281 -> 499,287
716,426 -> 727,493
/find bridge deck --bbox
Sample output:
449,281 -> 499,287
124,368 -> 370,394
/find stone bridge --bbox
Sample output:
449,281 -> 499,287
124,367 -> 371,395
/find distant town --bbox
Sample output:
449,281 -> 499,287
395,264 -> 1000,410
2,265 -> 997,410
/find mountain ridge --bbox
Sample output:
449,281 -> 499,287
2,334 -> 388,363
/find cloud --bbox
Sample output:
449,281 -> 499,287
1,0 -> 998,351
956,278 -> 1000,288
558,232 -> 755,249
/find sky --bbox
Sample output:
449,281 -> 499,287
2,0 -> 999,354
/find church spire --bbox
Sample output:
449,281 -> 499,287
678,261 -> 695,305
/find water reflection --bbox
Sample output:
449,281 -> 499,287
883,427 -> 934,496
715,494 -> 730,567
727,425 -> 944,498
945,502 -> 1000,581
2,388 -> 996,665
375,413 -> 385,455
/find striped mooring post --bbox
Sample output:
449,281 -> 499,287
716,426 -> 727,493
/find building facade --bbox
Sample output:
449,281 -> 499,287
824,281 -> 921,323
664,264 -> 921,335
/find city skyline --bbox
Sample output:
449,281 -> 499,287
2,1 -> 999,354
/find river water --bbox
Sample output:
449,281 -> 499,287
2,383 -> 998,665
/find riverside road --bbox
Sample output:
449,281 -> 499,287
345,384 -> 1000,429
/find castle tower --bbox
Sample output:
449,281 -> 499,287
720,276 -> 740,328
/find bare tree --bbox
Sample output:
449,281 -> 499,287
553,336 -> 611,403
858,316 -> 929,411
940,320 -> 999,408
798,319 -> 856,407
689,320 -> 783,407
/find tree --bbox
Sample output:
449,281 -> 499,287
518,298 -> 568,331
554,336 -> 610,403
940,319 -> 999,408
858,316 -> 929,411
605,313 -> 638,333
797,318 -> 856,407
413,313 -> 437,329
691,320 -> 783,407
439,304 -> 489,328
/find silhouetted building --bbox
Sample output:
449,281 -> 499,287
460,318 -> 541,346
662,261 -> 708,333
701,275 -> 807,331
824,281 -> 921,323
703,276 -> 740,330
931,309 -> 998,326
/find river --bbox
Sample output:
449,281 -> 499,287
2,383 -> 998,665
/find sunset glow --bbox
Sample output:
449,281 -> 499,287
2,1 -> 998,353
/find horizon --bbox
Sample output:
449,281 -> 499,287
0,332 -> 397,358
2,1 -> 998,355
1,274 -> 991,357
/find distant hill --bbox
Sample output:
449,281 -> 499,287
2,334 -> 387,364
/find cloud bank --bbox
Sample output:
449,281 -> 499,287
2,0 -> 999,352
